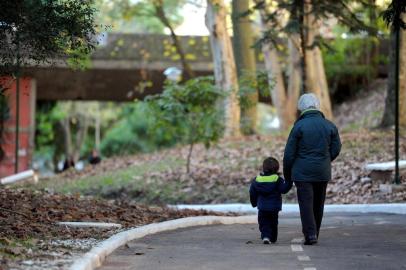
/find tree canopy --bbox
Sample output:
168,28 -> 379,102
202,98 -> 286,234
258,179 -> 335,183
382,0 -> 406,30
0,0 -> 98,75
253,0 -> 375,48
94,0 -> 186,33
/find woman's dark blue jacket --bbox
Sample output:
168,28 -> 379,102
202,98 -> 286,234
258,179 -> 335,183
249,173 -> 292,211
283,110 -> 341,182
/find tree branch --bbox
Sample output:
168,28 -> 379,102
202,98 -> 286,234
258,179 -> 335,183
153,0 -> 195,80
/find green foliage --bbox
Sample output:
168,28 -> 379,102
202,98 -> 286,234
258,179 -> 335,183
0,0 -> 97,75
145,76 -> 225,149
252,0 -> 375,48
95,0 -> 186,33
35,101 -> 121,170
66,46 -> 93,71
37,156 -> 184,203
238,70 -> 273,111
100,102 -> 176,157
35,102 -> 64,148
238,70 -> 274,134
382,0 -> 406,29
322,37 -> 387,97
34,102 -> 67,169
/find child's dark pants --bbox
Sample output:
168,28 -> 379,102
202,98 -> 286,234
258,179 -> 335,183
258,210 -> 279,242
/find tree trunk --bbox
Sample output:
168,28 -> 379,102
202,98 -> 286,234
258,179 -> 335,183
52,121 -> 65,172
399,14 -> 406,128
186,142 -> 194,174
61,118 -> 72,158
313,47 -> 333,119
366,0 -> 378,91
232,0 -> 258,134
381,30 -> 397,127
303,1 -> 333,119
73,115 -> 89,162
299,0 -> 307,95
0,88 -> 6,162
287,38 -> 302,122
206,0 -> 241,137
256,1 -> 299,129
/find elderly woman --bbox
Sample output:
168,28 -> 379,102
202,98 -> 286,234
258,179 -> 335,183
283,93 -> 341,245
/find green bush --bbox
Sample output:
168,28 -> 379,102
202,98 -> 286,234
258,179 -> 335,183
322,37 -> 387,100
100,102 -> 176,157
144,76 -> 225,173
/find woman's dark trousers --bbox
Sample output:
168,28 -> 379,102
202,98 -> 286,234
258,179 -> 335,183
295,181 -> 328,239
258,210 -> 278,242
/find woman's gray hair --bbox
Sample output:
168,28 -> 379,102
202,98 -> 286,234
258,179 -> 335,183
297,93 -> 320,112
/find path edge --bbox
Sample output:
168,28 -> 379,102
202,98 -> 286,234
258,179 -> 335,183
172,203 -> 406,215
69,215 -> 256,270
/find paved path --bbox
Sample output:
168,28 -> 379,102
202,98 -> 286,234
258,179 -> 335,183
99,213 -> 406,270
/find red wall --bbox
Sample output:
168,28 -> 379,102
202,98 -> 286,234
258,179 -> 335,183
0,77 -> 35,178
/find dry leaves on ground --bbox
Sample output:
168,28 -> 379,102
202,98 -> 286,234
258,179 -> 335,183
52,130 -> 406,205
0,188 -> 222,240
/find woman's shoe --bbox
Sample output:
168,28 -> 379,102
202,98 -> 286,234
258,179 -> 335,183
304,236 -> 318,245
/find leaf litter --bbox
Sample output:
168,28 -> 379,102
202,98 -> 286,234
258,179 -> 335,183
54,130 -> 405,205
0,189 -> 226,269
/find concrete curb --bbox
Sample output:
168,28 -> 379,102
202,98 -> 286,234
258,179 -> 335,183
0,170 -> 37,185
69,215 -> 256,270
57,222 -> 122,229
173,203 -> 406,215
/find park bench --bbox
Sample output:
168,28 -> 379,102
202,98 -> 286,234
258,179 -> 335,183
365,161 -> 406,193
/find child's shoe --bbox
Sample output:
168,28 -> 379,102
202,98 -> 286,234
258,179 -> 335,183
262,237 -> 270,244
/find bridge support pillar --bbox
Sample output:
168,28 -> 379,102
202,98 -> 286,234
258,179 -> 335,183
0,76 -> 36,178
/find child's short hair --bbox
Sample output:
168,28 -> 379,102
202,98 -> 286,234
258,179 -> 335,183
263,157 -> 279,174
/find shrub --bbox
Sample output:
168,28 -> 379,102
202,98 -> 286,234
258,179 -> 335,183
144,76 -> 225,173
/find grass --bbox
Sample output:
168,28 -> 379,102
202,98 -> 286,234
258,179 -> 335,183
0,238 -> 38,259
36,157 -> 184,198
32,136 -> 291,204
341,109 -> 383,132
30,129 -> 404,205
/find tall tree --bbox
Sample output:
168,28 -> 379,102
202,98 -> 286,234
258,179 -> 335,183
302,1 -> 332,118
59,103 -> 91,162
381,0 -> 406,184
152,0 -> 195,79
0,0 -> 97,76
232,0 -> 258,134
255,0 -> 300,129
206,0 -> 241,137
253,0 -> 373,122
382,29 -> 398,127
381,10 -> 406,128
0,0 -> 97,162
400,13 -> 406,128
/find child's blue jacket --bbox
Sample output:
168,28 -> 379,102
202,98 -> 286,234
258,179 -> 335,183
249,173 -> 292,211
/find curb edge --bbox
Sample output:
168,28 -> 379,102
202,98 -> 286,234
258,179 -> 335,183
69,215 -> 256,270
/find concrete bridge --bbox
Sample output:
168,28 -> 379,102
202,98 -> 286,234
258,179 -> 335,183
23,33 -> 389,102
24,33 -> 216,102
